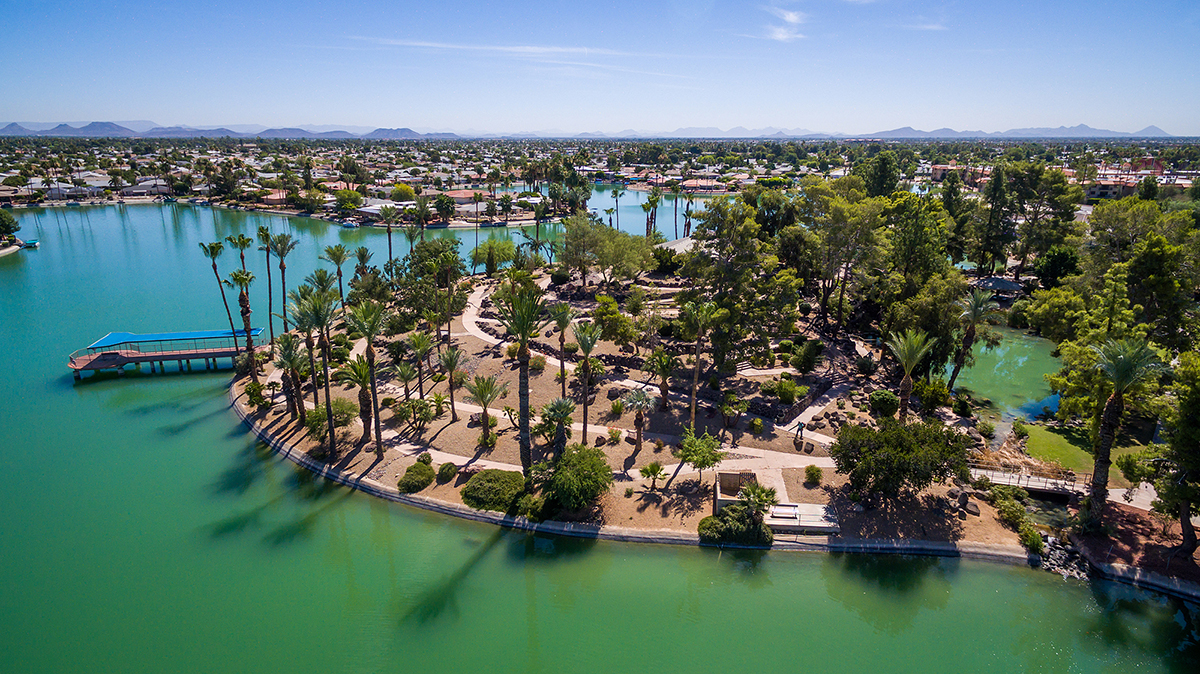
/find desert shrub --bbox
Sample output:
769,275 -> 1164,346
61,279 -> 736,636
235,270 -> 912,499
477,432 -> 497,449
780,371 -> 792,381
624,487 -> 634,497
953,396 -> 972,417
869,390 -> 900,417
696,503 -> 773,546
437,462 -> 458,483
995,498 -> 1027,530
331,346 -> 351,363
1019,522 -> 1044,554
541,443 -> 614,511
792,339 -> 823,374
708,375 -> 720,391
461,469 -> 525,512
452,370 -> 468,388
977,421 -> 996,439
234,352 -> 255,376
1012,418 -> 1029,440
837,399 -> 846,410
607,428 -> 623,445
610,399 -> 624,417
244,382 -> 271,408
529,355 -> 546,371
802,465 -> 821,486
913,378 -> 951,412
505,343 -> 520,359
776,379 -> 798,405
346,331 -> 363,341
654,438 -> 665,451
381,397 -> 396,408
798,301 -> 812,316
397,461 -> 435,493
550,268 -> 570,285
417,452 -> 433,465
332,333 -> 351,348
563,342 -> 579,354
760,379 -> 779,397
855,356 -> 878,376
516,493 -> 547,521
989,485 -> 1030,503
748,417 -> 764,434
778,339 -> 795,354
304,398 -> 359,440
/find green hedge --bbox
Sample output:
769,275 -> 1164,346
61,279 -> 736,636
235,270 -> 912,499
398,462 -> 435,493
461,469 -> 525,512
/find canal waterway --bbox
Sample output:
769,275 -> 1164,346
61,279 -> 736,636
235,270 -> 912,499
0,204 -> 1195,673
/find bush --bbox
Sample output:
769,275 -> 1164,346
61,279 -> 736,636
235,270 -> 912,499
1019,522 -> 1044,554
697,503 -> 773,546
792,339 -> 823,374
778,339 -> 795,354
913,378 -> 951,412
1007,299 -> 1031,329
869,390 -> 900,417
516,493 -> 547,521
381,397 -> 397,408
798,301 -> 812,316
977,421 -> 995,439
550,268 -> 570,286
477,432 -> 497,449
452,370 -> 468,389
953,396 -> 972,417
563,342 -> 579,354
461,469 -> 526,512
748,417 -> 764,434
397,461 -> 435,493
542,443 -> 614,511
805,464 -> 823,485
776,378 -> 798,405
529,355 -> 546,372
437,462 -> 458,483
708,375 -> 721,391
505,343 -> 520,359
418,452 -> 433,465
304,398 -> 359,440
995,498 -> 1027,530
760,379 -> 778,397
1012,418 -> 1029,440
854,356 -> 878,376
607,428 -> 623,445
244,382 -> 272,408
610,399 -> 624,417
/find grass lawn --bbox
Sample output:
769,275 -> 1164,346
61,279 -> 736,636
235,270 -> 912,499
1023,424 -> 1150,489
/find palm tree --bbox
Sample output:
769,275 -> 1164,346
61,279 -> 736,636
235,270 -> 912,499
270,233 -> 298,331
305,268 -> 337,296
344,300 -> 387,452
287,295 -> 321,410
465,374 -> 508,444
611,185 -> 625,229
438,347 -> 465,422
273,333 -> 306,426
225,234 -> 253,272
413,196 -> 431,241
393,362 -> 417,401
256,226 -> 275,347
542,397 -> 576,458
670,183 -> 682,239
408,332 -> 434,398
624,389 -> 657,457
574,321 -> 602,444
738,482 -> 779,526
1088,338 -> 1162,522
378,204 -> 399,262
500,194 -> 513,223
885,329 -> 936,421
645,348 -> 680,410
551,304 -> 575,398
947,289 -> 1002,392
402,223 -> 422,257
298,290 -> 339,461
334,356 -> 375,446
496,287 -> 552,476
227,269 -> 259,384
684,301 -> 718,429
639,461 -> 667,491
433,251 -> 459,343
199,241 -> 237,336
322,244 -> 350,312
354,246 -> 373,278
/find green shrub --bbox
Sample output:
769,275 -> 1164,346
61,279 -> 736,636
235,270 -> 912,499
610,399 -> 624,417
516,493 -> 547,520
417,452 -> 433,465
1007,299 -> 1031,329
331,346 -> 351,363
437,462 -> 458,483
461,469 -> 526,512
505,343 -> 520,359
542,443 -> 614,511
978,421 -> 995,439
550,268 -> 570,285
1019,522 -> 1044,554
708,375 -> 720,391
995,498 -> 1027,530
805,464 -> 822,485
776,379 -> 797,405
563,342 -> 579,354
748,417 -> 764,434
798,301 -> 812,316
244,382 -> 272,408
397,461 -> 435,493
697,504 -> 773,546
778,339 -> 794,354
624,487 -> 634,498
529,355 -> 546,371
607,428 -> 623,445
953,396 -> 972,417
477,432 -> 497,449
869,390 -> 900,417
346,331 -> 363,342
792,340 -> 823,374
452,370 -> 468,388
990,485 -> 1030,504
381,397 -> 396,408
1012,418 -> 1029,440
304,398 -> 359,440
760,379 -> 779,397
855,356 -> 878,376
913,378 -> 951,412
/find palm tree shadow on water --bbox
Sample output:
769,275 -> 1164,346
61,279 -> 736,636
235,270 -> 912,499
1083,580 -> 1200,673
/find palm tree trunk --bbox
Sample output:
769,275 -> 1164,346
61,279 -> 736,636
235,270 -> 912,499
559,333 -> 567,398
448,377 -> 458,422
279,261 -> 290,331
582,362 -> 591,443
281,370 -> 296,419
239,291 -> 259,385
481,406 -> 491,442
358,387 -> 373,445
265,249 -> 275,346
386,224 -> 393,263
947,328 -> 976,392
291,370 -> 305,429
320,336 -> 336,461
635,412 -> 644,455
336,270 -> 345,314
213,262 -> 236,335
899,375 -> 913,421
305,335 -> 319,409
416,358 -> 425,398
1089,393 -> 1124,522
690,338 -> 702,429
366,346 -> 383,453
518,348 -> 532,476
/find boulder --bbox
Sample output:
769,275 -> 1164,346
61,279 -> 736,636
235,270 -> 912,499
957,492 -> 970,507
947,487 -> 963,501
964,501 -> 980,516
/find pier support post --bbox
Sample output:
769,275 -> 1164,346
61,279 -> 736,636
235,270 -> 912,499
187,360 -> 193,372
178,360 -> 184,371
150,362 -> 155,374
117,366 -> 125,377
73,371 -> 81,381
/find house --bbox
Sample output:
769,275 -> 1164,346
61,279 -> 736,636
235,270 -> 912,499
262,189 -> 289,206
120,178 -> 172,197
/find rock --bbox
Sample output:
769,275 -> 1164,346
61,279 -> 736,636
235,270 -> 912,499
607,388 -> 622,400
957,492 -> 970,507
958,509 -> 967,520
851,503 -> 865,513
947,487 -> 962,501
806,422 -> 818,431
964,502 -> 980,516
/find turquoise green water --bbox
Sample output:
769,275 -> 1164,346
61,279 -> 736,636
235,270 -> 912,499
1,205 -> 1196,673
951,326 -> 1061,420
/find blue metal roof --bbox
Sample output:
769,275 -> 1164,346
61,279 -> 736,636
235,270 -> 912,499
87,329 -> 263,350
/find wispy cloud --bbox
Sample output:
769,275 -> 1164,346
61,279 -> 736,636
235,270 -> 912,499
352,36 -> 656,59
763,6 -> 806,24
754,5 -> 806,42
905,23 -> 948,31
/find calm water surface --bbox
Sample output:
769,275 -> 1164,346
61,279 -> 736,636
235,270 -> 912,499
952,326 -> 1061,420
1,204 -> 1196,673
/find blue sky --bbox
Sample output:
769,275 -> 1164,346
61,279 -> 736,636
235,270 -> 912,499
4,0 -> 1198,135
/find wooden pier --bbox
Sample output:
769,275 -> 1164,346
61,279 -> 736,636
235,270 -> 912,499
68,329 -> 262,379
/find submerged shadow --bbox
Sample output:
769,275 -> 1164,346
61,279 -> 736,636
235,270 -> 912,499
401,527 -> 507,625
821,551 -> 956,634
1083,581 -> 1200,673
262,489 -> 353,547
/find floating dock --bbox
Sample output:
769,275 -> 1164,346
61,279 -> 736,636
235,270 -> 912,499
68,328 -> 262,379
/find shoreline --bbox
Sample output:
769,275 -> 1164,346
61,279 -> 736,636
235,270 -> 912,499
228,376 -> 1200,602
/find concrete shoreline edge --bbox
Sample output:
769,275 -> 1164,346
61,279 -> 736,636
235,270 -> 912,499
227,383 -> 1200,603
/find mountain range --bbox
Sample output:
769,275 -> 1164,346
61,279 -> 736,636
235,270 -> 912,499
0,121 -> 1176,140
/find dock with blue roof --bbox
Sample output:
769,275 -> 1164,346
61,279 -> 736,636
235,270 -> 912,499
68,329 -> 262,379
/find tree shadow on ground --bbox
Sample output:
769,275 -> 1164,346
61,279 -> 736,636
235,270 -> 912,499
828,487 -> 964,541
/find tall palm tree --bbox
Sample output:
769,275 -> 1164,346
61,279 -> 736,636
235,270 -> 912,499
199,242 -> 237,336
947,289 -> 1001,392
438,347 -> 465,422
574,321 -> 602,444
624,389 -> 656,457
402,223 -> 422,257
684,301 -> 718,429
496,288 -> 552,476
413,196 -> 431,242
354,246 -> 373,278
322,244 -> 350,312
256,226 -> 275,347
542,397 -> 576,458
392,362 -> 417,401
670,183 -> 682,239
378,204 -> 399,262
465,374 -> 508,445
305,268 -> 338,296
273,333 -> 306,426
611,185 -> 624,229
1088,338 -> 1162,522
334,356 -> 375,446
408,332 -> 434,398
298,290 -> 339,460
885,329 -> 936,421
227,269 -> 259,384
344,300 -> 387,452
270,233 -> 298,331
433,251 -> 459,344
225,233 -> 253,272
645,348 -> 680,410
286,294 -> 321,410
551,304 -> 575,398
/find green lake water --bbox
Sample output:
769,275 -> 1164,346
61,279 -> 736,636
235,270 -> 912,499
951,326 -> 1061,420
1,204 -> 1196,673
